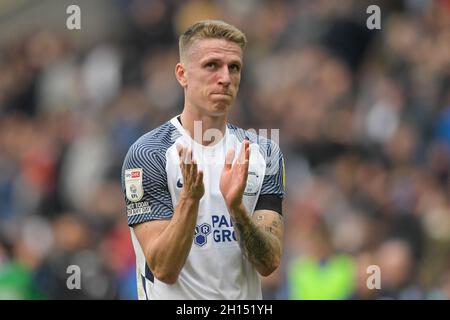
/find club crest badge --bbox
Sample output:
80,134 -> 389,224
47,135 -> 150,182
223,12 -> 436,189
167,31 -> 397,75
244,171 -> 259,196
125,168 -> 144,202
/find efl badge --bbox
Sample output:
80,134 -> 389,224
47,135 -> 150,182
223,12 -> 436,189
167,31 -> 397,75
125,168 -> 144,202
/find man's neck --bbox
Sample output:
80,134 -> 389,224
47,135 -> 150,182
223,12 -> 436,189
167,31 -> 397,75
179,110 -> 227,146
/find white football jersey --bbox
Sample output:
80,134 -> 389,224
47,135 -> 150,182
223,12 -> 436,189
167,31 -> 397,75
122,116 -> 285,300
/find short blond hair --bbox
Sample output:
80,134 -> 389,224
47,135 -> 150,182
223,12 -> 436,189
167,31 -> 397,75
179,20 -> 247,62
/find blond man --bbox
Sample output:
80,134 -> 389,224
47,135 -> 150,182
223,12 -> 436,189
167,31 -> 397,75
122,20 -> 285,300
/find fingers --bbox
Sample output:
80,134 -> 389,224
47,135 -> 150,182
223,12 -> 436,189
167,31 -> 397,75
186,149 -> 193,165
177,144 -> 186,177
244,140 -> 250,164
190,157 -> 197,180
176,143 -> 183,157
225,140 -> 250,168
244,140 -> 250,169
237,140 -> 250,165
177,144 -> 200,184
224,149 -> 235,170
176,144 -> 204,199
177,144 -> 192,166
239,141 -> 250,185
195,170 -> 203,187
183,149 -> 195,182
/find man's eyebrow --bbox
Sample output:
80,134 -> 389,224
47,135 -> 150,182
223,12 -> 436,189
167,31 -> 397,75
200,56 -> 242,66
201,57 -> 221,63
228,59 -> 242,66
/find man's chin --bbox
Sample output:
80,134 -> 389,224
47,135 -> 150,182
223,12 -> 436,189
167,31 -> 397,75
193,100 -> 232,117
208,103 -> 230,116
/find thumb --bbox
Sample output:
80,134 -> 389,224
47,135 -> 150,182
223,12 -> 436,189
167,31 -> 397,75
224,149 -> 235,170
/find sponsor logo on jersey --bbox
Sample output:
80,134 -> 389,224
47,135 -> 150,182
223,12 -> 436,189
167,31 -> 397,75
194,215 -> 238,247
131,171 -> 141,178
125,168 -> 144,202
194,223 -> 212,246
212,214 -> 237,243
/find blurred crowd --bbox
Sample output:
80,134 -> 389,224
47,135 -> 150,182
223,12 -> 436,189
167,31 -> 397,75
0,0 -> 449,299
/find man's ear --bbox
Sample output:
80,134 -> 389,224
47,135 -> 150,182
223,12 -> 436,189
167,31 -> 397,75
175,63 -> 187,88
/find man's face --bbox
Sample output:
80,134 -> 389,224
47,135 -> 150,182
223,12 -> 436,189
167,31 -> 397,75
178,38 -> 243,116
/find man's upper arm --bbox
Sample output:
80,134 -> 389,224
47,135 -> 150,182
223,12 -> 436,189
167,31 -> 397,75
255,139 -> 285,216
122,143 -> 174,226
252,210 -> 284,243
253,140 -> 285,241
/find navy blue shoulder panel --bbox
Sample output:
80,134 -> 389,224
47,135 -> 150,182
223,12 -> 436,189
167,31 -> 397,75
122,121 -> 182,226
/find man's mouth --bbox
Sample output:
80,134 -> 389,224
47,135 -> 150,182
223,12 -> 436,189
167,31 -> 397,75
211,92 -> 232,97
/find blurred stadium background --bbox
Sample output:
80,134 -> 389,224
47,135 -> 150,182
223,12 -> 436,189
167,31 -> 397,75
0,0 -> 449,300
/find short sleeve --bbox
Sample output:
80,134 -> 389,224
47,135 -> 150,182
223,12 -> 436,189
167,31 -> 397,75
260,141 -> 286,199
122,143 -> 174,226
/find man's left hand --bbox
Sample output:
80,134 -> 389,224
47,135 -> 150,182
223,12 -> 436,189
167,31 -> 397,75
219,140 -> 250,211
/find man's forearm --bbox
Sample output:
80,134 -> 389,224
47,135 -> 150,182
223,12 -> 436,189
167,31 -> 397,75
148,196 -> 199,283
229,205 -> 282,276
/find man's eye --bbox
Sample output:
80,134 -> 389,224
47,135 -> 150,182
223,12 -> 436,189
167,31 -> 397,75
206,62 -> 217,69
229,64 -> 240,72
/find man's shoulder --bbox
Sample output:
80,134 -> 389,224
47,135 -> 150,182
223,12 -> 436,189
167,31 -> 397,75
227,123 -> 281,152
124,120 -> 181,165
130,120 -> 181,154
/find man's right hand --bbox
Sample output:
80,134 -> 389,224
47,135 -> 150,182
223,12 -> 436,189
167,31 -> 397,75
134,145 -> 204,285
177,144 -> 204,200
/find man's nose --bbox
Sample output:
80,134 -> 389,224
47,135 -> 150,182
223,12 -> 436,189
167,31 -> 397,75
218,65 -> 231,86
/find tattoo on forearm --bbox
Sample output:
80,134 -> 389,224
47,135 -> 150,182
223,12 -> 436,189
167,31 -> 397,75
231,212 -> 283,272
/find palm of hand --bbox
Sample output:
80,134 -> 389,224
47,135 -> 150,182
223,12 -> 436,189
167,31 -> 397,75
220,140 -> 250,209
